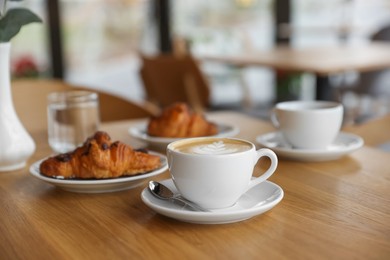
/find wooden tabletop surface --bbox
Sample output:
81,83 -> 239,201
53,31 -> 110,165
1,111 -> 389,259
202,42 -> 390,76
344,113 -> 390,147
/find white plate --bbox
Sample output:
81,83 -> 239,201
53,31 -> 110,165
141,179 -> 283,224
129,122 -> 239,148
256,132 -> 364,162
29,152 -> 168,193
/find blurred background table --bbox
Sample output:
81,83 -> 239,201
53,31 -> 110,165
202,43 -> 390,100
0,111 -> 389,259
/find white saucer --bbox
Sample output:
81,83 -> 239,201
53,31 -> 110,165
129,122 -> 239,149
256,132 -> 364,162
141,179 -> 283,224
29,152 -> 168,193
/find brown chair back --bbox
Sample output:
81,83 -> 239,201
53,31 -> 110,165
139,54 -> 210,112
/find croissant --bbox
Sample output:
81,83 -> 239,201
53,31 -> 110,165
39,131 -> 161,179
147,102 -> 218,138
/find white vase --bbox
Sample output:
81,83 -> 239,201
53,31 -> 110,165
0,42 -> 35,171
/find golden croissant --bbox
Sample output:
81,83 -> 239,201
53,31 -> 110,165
39,131 -> 161,179
147,102 -> 218,138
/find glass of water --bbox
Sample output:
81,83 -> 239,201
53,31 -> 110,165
47,90 -> 100,153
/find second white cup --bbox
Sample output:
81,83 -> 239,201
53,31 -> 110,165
272,100 -> 343,149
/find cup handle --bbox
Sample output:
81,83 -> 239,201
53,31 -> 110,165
246,148 -> 278,192
270,109 -> 279,128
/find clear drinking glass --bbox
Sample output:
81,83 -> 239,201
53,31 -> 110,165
47,91 -> 100,153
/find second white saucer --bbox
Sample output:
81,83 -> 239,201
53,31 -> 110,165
256,131 -> 364,162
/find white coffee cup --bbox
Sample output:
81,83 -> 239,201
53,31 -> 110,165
167,137 -> 278,209
271,100 -> 343,149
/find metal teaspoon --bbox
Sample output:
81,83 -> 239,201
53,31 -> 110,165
148,181 -> 210,212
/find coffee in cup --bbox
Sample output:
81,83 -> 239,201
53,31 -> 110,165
271,100 -> 343,149
167,137 -> 278,209
172,138 -> 252,155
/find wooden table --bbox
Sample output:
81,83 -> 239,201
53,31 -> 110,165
1,111 -> 389,259
344,113 -> 390,149
202,42 -> 390,100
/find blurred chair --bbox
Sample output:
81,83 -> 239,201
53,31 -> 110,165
139,53 -> 211,112
12,79 -> 158,132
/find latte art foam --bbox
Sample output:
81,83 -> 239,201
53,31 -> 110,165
191,141 -> 238,155
173,138 -> 252,155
